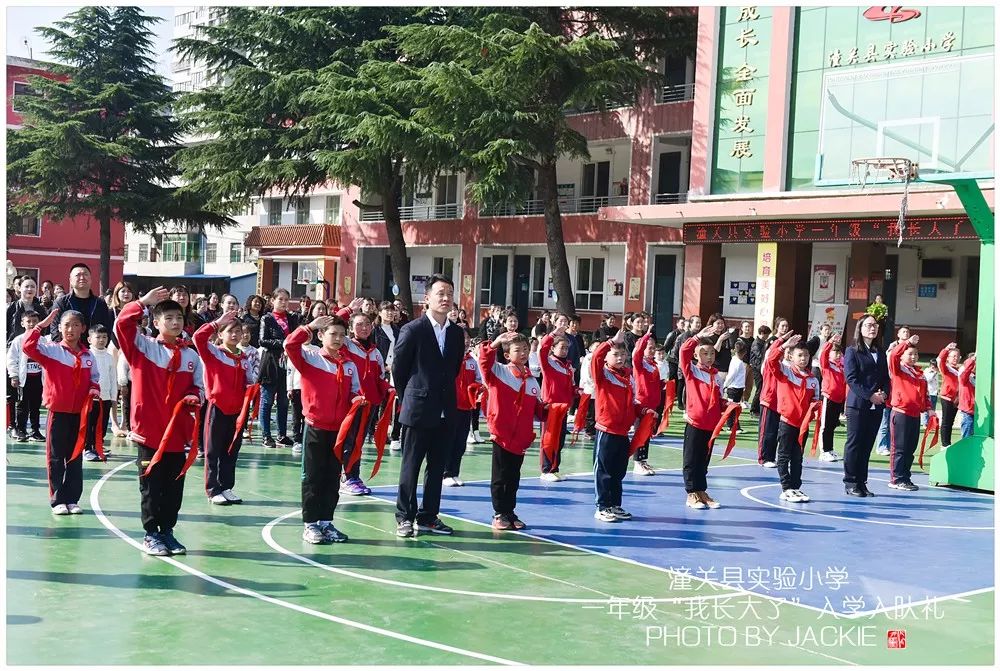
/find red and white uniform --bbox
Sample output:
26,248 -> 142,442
283,326 -> 361,431
958,359 -> 976,415
192,323 -> 258,415
759,341 -> 779,409
342,338 -> 390,406
591,341 -> 640,437
937,347 -> 960,402
679,336 -> 725,431
887,346 -> 931,418
631,332 -> 662,411
479,344 -> 542,455
764,341 -> 820,426
22,327 -> 99,413
115,301 -> 204,451
539,333 -> 575,405
818,341 -> 846,403
455,352 -> 483,411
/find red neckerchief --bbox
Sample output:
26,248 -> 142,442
322,350 -> 346,390
606,364 -> 632,389
219,346 -> 247,388
352,337 -> 377,379
60,341 -> 89,388
273,311 -> 290,336
158,338 -> 190,403
509,364 -> 533,413
695,363 -> 720,410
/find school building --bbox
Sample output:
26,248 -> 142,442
233,7 -> 992,349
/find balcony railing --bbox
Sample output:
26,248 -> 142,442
656,82 -> 696,104
480,194 -> 628,217
359,203 -> 464,223
259,211 -> 321,227
652,192 -> 689,205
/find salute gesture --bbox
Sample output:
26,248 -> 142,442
215,310 -> 239,329
140,286 -> 170,307
492,331 -> 519,349
346,297 -> 365,313
37,308 -> 60,331
781,332 -> 802,349
308,315 -> 335,332
829,332 -> 842,347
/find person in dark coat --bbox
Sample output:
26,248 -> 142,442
842,314 -> 890,498
258,288 -> 300,448
6,277 -> 48,345
48,264 -> 113,345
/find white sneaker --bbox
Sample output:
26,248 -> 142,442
876,447 -> 891,456
819,450 -> 841,462
67,503 -> 83,514
451,477 -> 464,487
471,430 -> 483,444
594,508 -> 619,522
761,461 -> 777,468
390,440 -> 402,452
442,476 -> 458,487
210,493 -> 230,505
609,506 -> 632,520
685,493 -> 707,510
633,460 -> 656,476
779,489 -> 808,503
222,489 -> 243,504
51,504 -> 70,515
794,489 -> 811,502
540,472 -> 560,482
291,442 -> 302,456
552,472 -> 566,481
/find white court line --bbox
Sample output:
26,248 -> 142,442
740,483 -> 994,530
90,460 -> 523,666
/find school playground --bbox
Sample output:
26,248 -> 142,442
5,413 -> 994,666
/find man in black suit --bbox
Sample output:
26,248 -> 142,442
393,274 -> 465,537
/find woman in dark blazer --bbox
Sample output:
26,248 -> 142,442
258,288 -> 299,448
842,314 -> 890,497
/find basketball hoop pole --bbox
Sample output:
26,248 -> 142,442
920,175 -> 994,491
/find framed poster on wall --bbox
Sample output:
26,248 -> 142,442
812,264 -> 837,303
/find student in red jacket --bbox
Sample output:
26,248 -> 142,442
631,322 -> 662,477
817,334 -> 847,462
193,311 -> 258,506
115,288 -> 204,557
480,331 -> 544,531
936,343 -> 962,446
757,316 -> 790,467
765,331 -> 821,503
538,324 -> 576,481
444,330 -> 482,487
886,334 -> 933,491
958,353 -> 976,439
679,325 -> 730,510
592,329 -> 656,523
24,309 -> 100,515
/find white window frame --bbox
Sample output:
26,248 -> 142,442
479,256 -> 494,306
575,257 -> 605,311
432,256 -> 454,280
229,242 -> 242,263
205,242 -> 217,264
14,215 -> 41,237
531,257 -> 546,308
16,267 -> 40,283
138,243 -> 149,262
324,195 -> 341,224
11,81 -> 37,113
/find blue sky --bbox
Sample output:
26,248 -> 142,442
6,6 -> 176,79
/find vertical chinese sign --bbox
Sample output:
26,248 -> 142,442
712,6 -> 772,194
754,243 -> 778,331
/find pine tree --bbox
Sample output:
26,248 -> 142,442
174,7 -> 458,314
394,8 -> 698,315
6,7 -> 231,292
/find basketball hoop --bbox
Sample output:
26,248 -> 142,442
850,157 -> 918,248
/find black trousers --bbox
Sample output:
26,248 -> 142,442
593,430 -> 629,508
389,396 -> 403,442
120,381 -> 131,431
540,418 -> 567,472
444,409 -> 472,478
682,424 -> 713,493
725,387 -> 743,430
843,406 -> 882,485
47,411 -> 84,507
15,373 -> 43,433
290,389 -> 304,443
137,444 -> 185,534
776,421 -> 805,490
675,375 -> 686,411
889,411 -> 920,484
85,399 -> 113,451
820,397 -> 843,453
491,442 -> 525,516
204,403 -> 243,496
301,423 -> 342,523
940,398 -> 958,447
470,403 -> 481,432
750,369 -> 764,415
757,405 -> 780,463
395,419 -> 451,524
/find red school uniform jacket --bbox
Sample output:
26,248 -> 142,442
192,322 -> 259,416
936,347 -> 960,402
632,332 -> 662,411
679,336 -> 724,431
22,327 -> 100,414
958,359 -> 976,415
455,352 -> 484,411
115,301 -> 204,452
818,341 -> 847,404
764,341 -> 820,427
887,345 -> 931,418
283,326 -> 361,431
479,343 -> 542,455
591,340 -> 639,437
342,338 -> 390,406
759,340 -> 779,410
539,333 -> 576,405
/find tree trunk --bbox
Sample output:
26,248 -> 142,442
537,159 -> 577,316
98,211 -> 112,295
381,184 -> 414,316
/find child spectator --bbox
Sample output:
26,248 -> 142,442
83,324 -> 117,461
7,310 -> 45,442
723,339 -> 748,435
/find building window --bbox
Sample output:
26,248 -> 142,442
479,256 -> 493,306
15,215 -> 40,236
230,242 -> 242,263
161,234 -> 201,263
16,268 -> 39,283
11,82 -> 39,113
324,195 -> 341,224
192,71 -> 204,87
205,242 -> 217,264
174,11 -> 193,26
531,257 -> 546,308
575,257 -> 605,311
123,244 -> 129,262
267,198 -> 282,225
138,244 -> 149,262
294,197 -> 310,225
432,257 -> 454,280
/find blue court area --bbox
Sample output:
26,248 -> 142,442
371,437 -> 994,616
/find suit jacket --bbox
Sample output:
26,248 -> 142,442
843,343 -> 890,411
393,315 -> 464,428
